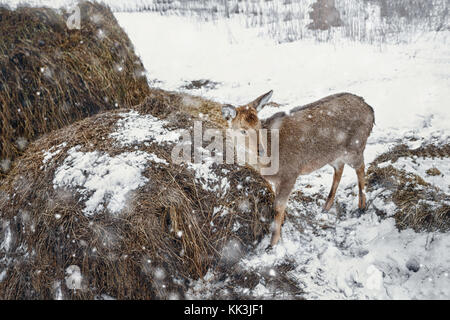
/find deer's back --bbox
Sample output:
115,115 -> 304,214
264,93 -> 374,176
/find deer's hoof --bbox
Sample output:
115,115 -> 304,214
265,245 -> 273,253
355,208 -> 366,218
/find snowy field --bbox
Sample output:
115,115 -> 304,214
113,12 -> 450,299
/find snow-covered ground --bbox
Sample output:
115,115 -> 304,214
113,12 -> 450,299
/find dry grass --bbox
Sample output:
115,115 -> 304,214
370,143 -> 450,166
0,2 -> 150,178
367,143 -> 450,232
0,105 -> 274,299
137,88 -> 229,129
426,167 -> 442,176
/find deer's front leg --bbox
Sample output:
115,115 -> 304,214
266,177 -> 296,251
269,205 -> 286,248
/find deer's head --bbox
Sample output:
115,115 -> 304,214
221,90 -> 273,132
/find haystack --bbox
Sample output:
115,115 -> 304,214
367,144 -> 450,232
0,103 -> 274,299
0,1 -> 150,178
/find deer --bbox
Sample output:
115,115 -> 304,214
222,91 -> 375,251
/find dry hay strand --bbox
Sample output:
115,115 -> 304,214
367,143 -> 450,232
370,143 -> 450,166
0,107 -> 274,299
0,1 -> 150,178
136,88 -> 229,129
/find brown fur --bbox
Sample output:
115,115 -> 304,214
226,92 -> 375,248
233,106 -> 261,130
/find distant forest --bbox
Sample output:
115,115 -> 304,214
123,0 -> 449,42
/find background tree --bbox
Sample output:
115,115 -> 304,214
308,0 -> 343,31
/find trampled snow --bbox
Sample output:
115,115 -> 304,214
239,212 -> 450,299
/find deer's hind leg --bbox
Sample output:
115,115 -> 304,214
323,163 -> 344,212
355,163 -> 367,211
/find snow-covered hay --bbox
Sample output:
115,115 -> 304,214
0,106 -> 274,299
367,143 -> 450,232
0,1 -> 150,178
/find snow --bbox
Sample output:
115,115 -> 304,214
110,111 -> 182,147
0,159 -> 11,173
153,267 -> 166,280
109,111 -> 230,193
53,281 -> 64,300
186,150 -> 229,193
15,137 -> 28,151
0,221 -> 12,252
217,211 -> 450,300
65,265 -> 84,291
116,12 -> 449,130
0,270 -> 7,282
42,142 -> 67,165
53,146 -> 154,216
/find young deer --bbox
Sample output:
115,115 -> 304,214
222,91 -> 375,250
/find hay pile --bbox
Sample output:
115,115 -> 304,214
0,103 -> 274,299
140,88 -> 229,128
367,144 -> 450,232
0,1 -> 150,178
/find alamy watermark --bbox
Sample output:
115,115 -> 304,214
66,5 -> 81,30
171,121 -> 280,175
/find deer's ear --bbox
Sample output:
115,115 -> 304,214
222,104 -> 237,121
252,90 -> 273,112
